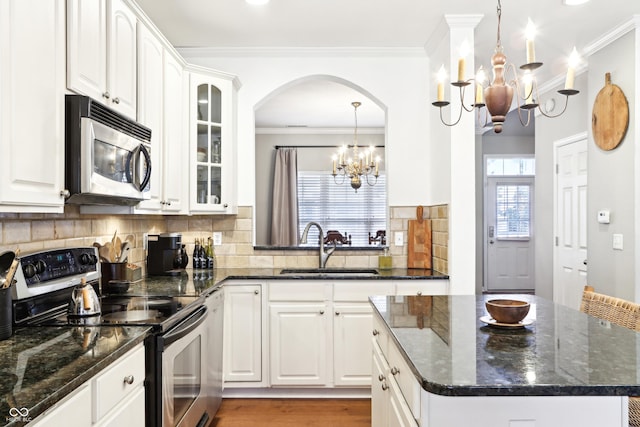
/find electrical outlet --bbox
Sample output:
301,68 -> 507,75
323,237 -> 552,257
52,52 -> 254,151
394,232 -> 404,246
613,233 -> 623,250
212,232 -> 222,246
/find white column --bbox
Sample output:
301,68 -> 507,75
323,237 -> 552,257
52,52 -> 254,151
445,15 -> 483,295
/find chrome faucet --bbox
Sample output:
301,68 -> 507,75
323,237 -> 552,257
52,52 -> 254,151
300,221 -> 336,269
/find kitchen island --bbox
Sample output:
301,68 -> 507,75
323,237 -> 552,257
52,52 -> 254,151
370,294 -> 640,426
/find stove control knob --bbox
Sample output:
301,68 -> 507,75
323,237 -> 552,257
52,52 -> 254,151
24,263 -> 37,279
80,253 -> 97,265
35,260 -> 47,274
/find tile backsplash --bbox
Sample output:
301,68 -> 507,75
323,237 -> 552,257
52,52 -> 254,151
0,204 -> 448,274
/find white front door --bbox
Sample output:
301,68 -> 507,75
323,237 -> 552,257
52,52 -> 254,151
554,136 -> 588,309
485,176 -> 535,291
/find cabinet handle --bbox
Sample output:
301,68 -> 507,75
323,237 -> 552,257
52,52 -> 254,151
166,201 -> 171,206
123,375 -> 135,385
417,291 -> 422,296
381,382 -> 389,391
378,374 -> 385,382
113,97 -> 120,104
254,290 -> 259,295
60,189 -> 70,198
320,310 -> 325,315
224,203 -> 229,208
102,91 -> 110,99
335,312 -> 340,316
372,329 -> 379,336
390,367 -> 399,376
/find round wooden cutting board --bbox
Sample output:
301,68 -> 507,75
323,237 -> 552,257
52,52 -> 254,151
592,72 -> 629,151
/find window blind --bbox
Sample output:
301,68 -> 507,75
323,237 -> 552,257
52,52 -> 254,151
297,171 -> 386,246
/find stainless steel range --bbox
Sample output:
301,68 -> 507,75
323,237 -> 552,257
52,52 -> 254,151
10,247 -> 222,427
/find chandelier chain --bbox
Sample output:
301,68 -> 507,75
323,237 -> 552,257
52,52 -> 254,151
496,0 -> 502,49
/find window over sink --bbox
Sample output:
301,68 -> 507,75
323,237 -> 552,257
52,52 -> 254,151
297,171 -> 387,247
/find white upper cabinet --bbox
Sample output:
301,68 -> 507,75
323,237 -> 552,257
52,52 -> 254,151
188,69 -> 239,214
161,51 -> 187,212
135,22 -> 166,212
136,22 -> 186,214
67,0 -> 137,119
0,0 -> 66,212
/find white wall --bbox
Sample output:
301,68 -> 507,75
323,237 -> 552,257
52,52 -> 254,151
586,31 -> 636,301
179,50 -> 431,208
534,74 -> 588,300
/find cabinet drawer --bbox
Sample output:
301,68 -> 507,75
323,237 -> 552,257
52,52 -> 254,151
334,282 -> 394,302
30,382 -> 91,427
372,312 -> 389,359
93,344 -> 145,422
268,282 -> 331,301
388,341 -> 420,421
395,280 -> 449,295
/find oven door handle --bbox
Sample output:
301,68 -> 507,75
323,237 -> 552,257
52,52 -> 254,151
162,305 -> 208,347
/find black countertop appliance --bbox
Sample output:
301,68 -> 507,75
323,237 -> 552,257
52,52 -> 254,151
147,233 -> 183,276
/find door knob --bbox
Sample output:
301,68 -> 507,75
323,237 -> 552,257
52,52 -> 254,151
489,240 -> 494,244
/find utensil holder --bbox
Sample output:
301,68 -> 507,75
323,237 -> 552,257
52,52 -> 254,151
101,262 -> 128,291
0,287 -> 12,340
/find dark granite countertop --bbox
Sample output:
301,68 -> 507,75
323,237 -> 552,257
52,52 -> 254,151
371,294 -> 640,397
214,267 -> 448,281
0,325 -> 149,426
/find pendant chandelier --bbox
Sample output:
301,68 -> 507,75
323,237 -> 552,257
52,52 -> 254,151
432,0 -> 580,133
331,101 -> 380,192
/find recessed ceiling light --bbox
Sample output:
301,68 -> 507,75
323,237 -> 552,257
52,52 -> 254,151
563,0 -> 590,5
246,0 -> 269,5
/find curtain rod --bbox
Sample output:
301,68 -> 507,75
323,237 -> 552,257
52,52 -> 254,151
275,144 -> 384,149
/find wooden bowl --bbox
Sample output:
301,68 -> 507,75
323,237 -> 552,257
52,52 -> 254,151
485,299 -> 530,324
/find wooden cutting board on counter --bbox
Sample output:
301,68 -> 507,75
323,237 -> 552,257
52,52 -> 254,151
407,205 -> 432,269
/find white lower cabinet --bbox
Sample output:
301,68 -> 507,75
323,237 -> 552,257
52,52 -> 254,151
269,302 -> 330,386
29,382 -> 92,426
222,279 -> 448,392
94,386 -> 145,427
372,328 -> 419,427
92,344 -> 145,424
224,284 -> 263,384
333,303 -> 374,386
28,343 -> 145,426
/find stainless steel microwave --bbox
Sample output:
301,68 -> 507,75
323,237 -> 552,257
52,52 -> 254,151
65,95 -> 152,206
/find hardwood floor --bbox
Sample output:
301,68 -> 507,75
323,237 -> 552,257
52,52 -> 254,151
210,398 -> 371,427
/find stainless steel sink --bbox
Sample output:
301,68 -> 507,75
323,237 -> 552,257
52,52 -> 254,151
279,268 -> 379,277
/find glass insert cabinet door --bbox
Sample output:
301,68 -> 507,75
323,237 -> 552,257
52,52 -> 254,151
195,83 -> 222,206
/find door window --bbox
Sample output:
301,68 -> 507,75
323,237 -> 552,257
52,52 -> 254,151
495,184 -> 531,240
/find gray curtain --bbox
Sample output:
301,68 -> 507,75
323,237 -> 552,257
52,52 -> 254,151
270,148 -> 299,246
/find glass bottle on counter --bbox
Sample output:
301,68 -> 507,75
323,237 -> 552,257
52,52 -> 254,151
193,239 -> 201,269
206,236 -> 215,269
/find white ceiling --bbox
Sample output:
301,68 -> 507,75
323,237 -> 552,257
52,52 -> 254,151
136,0 -> 640,129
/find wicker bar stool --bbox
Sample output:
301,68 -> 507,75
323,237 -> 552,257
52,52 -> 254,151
580,285 -> 640,426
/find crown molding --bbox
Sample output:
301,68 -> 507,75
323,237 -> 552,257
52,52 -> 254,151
444,14 -> 484,29
583,15 -> 640,57
178,46 -> 428,58
255,127 -> 384,135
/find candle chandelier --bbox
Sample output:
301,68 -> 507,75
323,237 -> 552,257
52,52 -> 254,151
331,101 -> 381,192
432,0 -> 580,133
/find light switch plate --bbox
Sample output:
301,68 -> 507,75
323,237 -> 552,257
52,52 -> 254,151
613,233 -> 623,250
394,232 -> 404,246
212,232 -> 222,246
